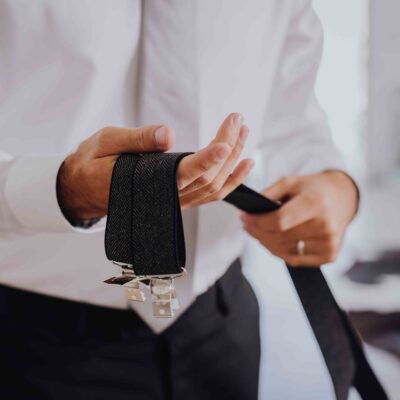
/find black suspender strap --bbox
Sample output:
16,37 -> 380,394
225,184 -> 388,400
105,153 -> 190,275
105,153 -> 388,399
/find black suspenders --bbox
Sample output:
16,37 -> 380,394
105,153 -> 388,400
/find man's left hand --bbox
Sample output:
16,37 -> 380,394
240,171 -> 359,267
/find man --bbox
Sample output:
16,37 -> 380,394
0,1 -> 358,399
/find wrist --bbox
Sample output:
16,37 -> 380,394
323,170 -> 359,220
56,157 -> 80,222
56,156 -> 104,222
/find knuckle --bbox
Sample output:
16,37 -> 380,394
322,219 -> 338,236
197,174 -> 211,186
279,176 -> 294,187
327,236 -> 340,255
76,139 -> 90,154
98,126 -> 112,139
100,126 -> 113,135
213,192 -> 225,201
232,141 -> 244,156
134,128 -> 147,150
206,180 -> 222,195
274,214 -> 287,232
191,181 -> 203,191
96,127 -> 114,148
198,161 -> 210,174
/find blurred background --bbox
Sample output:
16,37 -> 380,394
244,1 -> 400,399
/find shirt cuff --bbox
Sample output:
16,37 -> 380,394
4,154 -> 104,233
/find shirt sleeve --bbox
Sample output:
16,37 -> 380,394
0,152 -> 105,237
260,0 -> 346,185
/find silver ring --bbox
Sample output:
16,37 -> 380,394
297,240 -> 305,256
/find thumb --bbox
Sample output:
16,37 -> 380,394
94,125 -> 175,157
262,176 -> 299,202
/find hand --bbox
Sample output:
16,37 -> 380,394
240,171 -> 359,267
58,114 -> 253,220
57,124 -> 175,220
178,113 -> 254,209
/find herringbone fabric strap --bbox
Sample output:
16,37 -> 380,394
131,153 -> 190,275
105,154 -> 141,264
105,153 -> 388,399
105,152 -> 190,275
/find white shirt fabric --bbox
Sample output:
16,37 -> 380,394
0,0 -> 345,333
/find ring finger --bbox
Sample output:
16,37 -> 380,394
272,239 -> 335,267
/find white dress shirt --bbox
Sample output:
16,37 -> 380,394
0,0 -> 344,332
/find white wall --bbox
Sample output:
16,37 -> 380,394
313,0 -> 367,173
367,0 -> 400,181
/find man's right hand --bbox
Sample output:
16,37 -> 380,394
57,113 -> 253,221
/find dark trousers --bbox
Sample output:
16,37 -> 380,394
0,260 -> 260,400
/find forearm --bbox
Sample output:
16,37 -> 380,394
322,169 -> 360,220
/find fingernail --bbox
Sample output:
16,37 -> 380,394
239,125 -> 249,144
155,126 -> 169,148
232,113 -> 243,128
215,145 -> 230,161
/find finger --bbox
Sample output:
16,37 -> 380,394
182,158 -> 254,206
180,113 -> 244,193
214,124 -> 249,181
177,143 -> 231,190
279,239 -> 334,257
283,238 -> 340,266
240,193 -> 317,233
212,158 -> 254,200
189,115 -> 245,190
213,112 -> 243,147
240,220 -> 294,245
285,255 -> 326,268
243,217 -> 325,244
93,125 -> 175,157
279,218 -> 331,243
242,224 -> 329,267
262,176 -> 299,202
180,125 -> 249,196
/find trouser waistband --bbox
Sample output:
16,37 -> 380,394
0,258 -> 242,338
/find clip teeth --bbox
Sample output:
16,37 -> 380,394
106,264 -> 182,318
150,278 -> 176,318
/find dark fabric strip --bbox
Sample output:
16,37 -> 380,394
224,184 -> 388,400
105,153 -> 141,263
